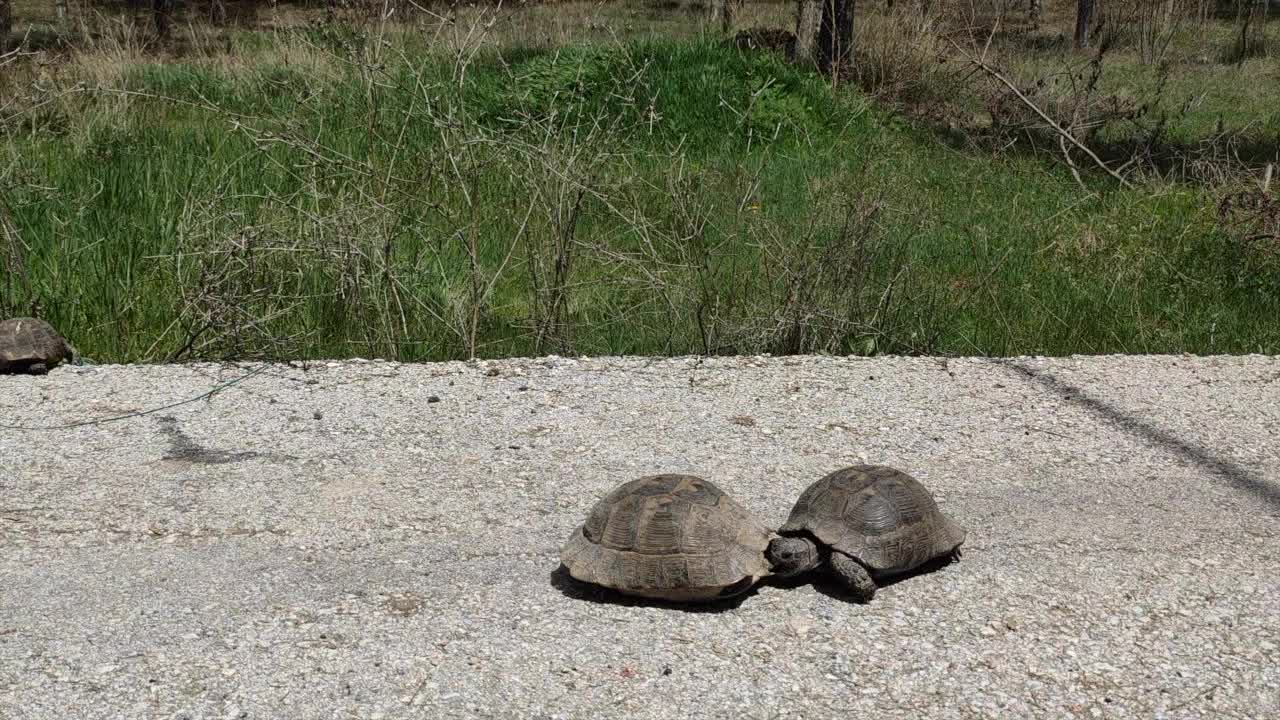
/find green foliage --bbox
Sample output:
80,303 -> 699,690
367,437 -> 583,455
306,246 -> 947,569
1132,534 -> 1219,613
457,40 -> 842,150
2,34 -> 1277,361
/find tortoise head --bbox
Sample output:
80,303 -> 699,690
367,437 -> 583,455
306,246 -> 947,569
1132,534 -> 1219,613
766,535 -> 822,577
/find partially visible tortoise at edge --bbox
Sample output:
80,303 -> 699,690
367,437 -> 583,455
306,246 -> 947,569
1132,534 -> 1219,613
768,465 -> 967,602
0,317 -> 76,375
560,474 -> 779,603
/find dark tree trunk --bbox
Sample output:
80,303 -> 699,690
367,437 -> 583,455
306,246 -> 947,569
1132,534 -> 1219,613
1232,0 -> 1269,62
209,0 -> 226,26
1075,0 -> 1095,48
0,0 -> 12,53
817,0 -> 855,75
153,0 -> 175,38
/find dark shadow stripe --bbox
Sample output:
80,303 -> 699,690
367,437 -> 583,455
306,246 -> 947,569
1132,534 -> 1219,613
1000,359 -> 1280,508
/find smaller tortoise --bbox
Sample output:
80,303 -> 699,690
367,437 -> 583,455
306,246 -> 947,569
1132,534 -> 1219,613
560,474 -> 776,603
769,465 -> 966,602
0,317 -> 75,375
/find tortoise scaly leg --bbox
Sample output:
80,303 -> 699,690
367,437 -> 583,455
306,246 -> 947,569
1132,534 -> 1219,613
828,552 -> 876,602
28,362 -> 48,375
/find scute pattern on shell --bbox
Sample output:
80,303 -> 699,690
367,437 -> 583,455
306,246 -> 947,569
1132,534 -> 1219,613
781,465 -> 966,575
561,474 -> 773,601
0,317 -> 72,372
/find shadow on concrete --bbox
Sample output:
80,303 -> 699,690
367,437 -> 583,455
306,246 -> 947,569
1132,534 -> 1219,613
548,564 -> 759,613
1001,360 -> 1280,508
156,415 -> 261,465
780,553 -> 964,604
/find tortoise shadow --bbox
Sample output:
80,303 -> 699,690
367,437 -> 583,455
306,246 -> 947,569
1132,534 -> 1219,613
793,553 -> 964,604
549,564 -> 759,613
758,572 -> 813,592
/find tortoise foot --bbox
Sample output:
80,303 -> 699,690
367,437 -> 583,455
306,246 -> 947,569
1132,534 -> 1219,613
829,552 -> 876,603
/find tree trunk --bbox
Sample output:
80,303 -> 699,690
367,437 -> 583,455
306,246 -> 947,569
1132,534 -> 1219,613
795,0 -> 822,63
817,0 -> 855,76
1074,0 -> 1095,49
153,0 -> 174,38
1232,0 -> 1252,61
1264,0 -> 1272,57
710,0 -> 734,33
209,0 -> 226,26
0,0 -> 11,53
1028,0 -> 1042,27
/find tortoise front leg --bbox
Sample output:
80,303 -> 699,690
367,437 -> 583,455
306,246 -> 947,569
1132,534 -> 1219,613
828,552 -> 876,602
27,362 -> 48,375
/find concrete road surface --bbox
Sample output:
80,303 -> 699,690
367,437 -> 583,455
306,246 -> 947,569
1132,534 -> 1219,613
2,355 -> 1278,719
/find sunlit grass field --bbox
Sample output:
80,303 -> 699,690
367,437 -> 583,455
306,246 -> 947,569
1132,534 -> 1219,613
2,2 -> 1277,361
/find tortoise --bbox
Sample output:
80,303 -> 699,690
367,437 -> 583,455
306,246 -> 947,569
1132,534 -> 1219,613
0,317 -> 76,375
560,474 -> 778,603
768,465 -> 966,602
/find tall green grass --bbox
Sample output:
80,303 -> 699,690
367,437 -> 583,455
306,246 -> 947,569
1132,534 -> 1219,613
2,34 -> 1277,362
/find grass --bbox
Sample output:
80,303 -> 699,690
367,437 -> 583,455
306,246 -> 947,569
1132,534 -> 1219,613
993,8 -> 1280,148
842,1 -> 1278,176
1,2 -> 1278,362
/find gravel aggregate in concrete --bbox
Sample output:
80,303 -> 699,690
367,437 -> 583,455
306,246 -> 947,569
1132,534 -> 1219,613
1,354 -> 1279,719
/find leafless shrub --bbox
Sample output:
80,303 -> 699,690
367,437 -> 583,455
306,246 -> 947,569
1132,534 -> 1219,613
594,159 -> 929,357
984,68 -> 1144,148
166,222 -> 309,361
741,188 -> 920,356
0,198 -> 35,319
159,123 -> 461,360
582,157 -> 738,355
1218,180 -> 1279,254
981,35 -> 1140,142
732,26 -> 797,57
0,160 -> 56,319
517,151 -> 588,356
1101,0 -> 1187,64
142,7 -> 666,361
1225,0 -> 1272,63
853,6 -> 958,103
323,0 -> 408,26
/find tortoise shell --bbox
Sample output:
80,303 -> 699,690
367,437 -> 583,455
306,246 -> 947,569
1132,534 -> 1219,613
560,474 -> 773,602
780,465 -> 965,576
0,317 -> 73,374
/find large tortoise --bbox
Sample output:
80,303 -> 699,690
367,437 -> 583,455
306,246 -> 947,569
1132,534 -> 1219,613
560,474 -> 778,603
768,465 -> 966,602
0,317 -> 75,375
